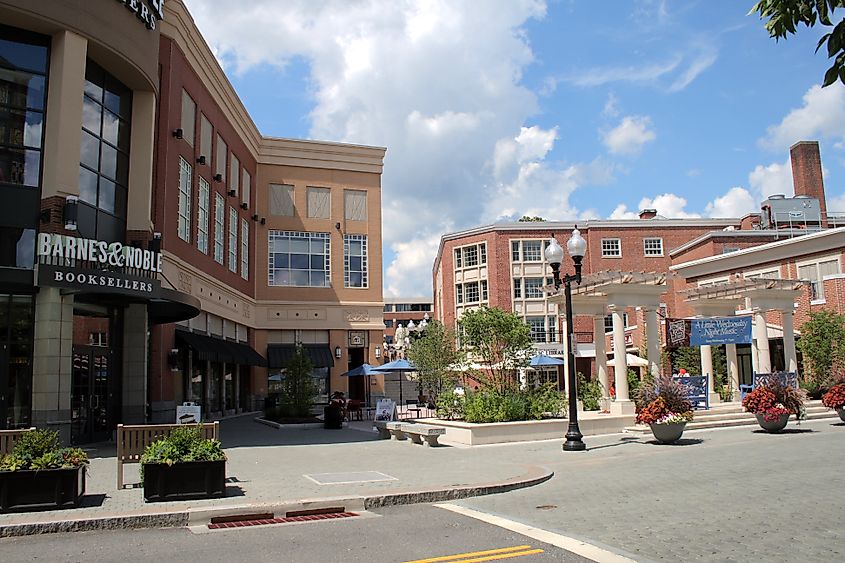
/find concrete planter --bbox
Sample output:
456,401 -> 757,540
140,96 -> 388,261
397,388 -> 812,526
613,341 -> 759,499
649,422 -> 686,444
142,460 -> 226,502
837,407 -> 845,422
755,413 -> 789,433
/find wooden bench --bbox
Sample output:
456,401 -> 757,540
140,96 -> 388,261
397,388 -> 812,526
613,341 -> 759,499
401,424 -> 445,447
741,372 -> 799,399
373,421 -> 391,439
116,422 -> 219,489
0,427 -> 35,455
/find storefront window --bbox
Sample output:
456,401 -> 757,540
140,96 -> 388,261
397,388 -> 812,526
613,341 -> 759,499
0,294 -> 34,429
225,369 -> 235,411
191,351 -> 204,407
209,362 -> 222,413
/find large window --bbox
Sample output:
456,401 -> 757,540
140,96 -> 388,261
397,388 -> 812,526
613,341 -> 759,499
214,193 -> 224,264
177,157 -> 191,242
80,60 -> 132,240
511,240 -> 545,262
240,218 -> 249,280
180,90 -> 194,146
269,184 -> 294,216
524,277 -> 546,298
228,206 -> 238,272
526,316 -> 558,343
643,237 -> 663,256
229,154 -> 239,196
454,243 -> 487,269
199,113 -> 211,161
344,189 -> 367,220
798,258 -> 840,301
268,231 -> 331,287
455,281 -> 486,305
215,135 -> 226,180
0,27 -> 48,269
344,234 -> 368,288
197,177 -> 209,253
0,294 -> 35,429
307,187 -> 330,219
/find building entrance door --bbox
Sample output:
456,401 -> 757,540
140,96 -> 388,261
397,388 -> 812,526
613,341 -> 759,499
347,348 -> 366,402
71,345 -> 113,444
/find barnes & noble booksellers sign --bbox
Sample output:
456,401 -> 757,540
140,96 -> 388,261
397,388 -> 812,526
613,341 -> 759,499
36,233 -> 161,299
114,0 -> 165,31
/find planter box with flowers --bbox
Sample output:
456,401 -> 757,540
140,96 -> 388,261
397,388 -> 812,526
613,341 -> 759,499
635,375 -> 695,444
140,425 -> 227,502
0,429 -> 89,513
742,378 -> 806,432
821,384 -> 845,422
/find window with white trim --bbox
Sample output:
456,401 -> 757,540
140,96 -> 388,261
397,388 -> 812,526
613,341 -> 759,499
454,248 -> 462,268
269,184 -> 294,216
214,193 -> 224,264
601,238 -> 621,257
798,258 -> 840,301
643,237 -> 663,256
526,316 -> 547,343
268,231 -> 331,287
513,278 -> 522,298
522,241 -> 542,261
524,278 -> 546,298
454,243 -> 486,269
228,206 -> 238,272
463,245 -> 478,267
344,189 -> 367,221
177,157 -> 191,242
240,218 -> 248,279
511,241 -> 520,262
197,177 -> 209,253
603,312 -> 629,332
344,234 -> 368,288
455,281 -> 487,305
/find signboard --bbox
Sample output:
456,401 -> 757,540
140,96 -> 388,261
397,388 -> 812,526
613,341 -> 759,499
113,0 -> 165,30
690,316 -> 753,346
348,330 -> 367,348
37,233 -> 162,273
374,398 -> 395,422
667,317 -> 753,348
37,264 -> 161,298
176,403 -> 201,424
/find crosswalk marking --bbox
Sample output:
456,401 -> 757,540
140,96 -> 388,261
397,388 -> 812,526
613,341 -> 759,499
403,545 -> 544,563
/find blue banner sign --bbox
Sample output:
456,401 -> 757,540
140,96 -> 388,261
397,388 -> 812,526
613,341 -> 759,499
690,316 -> 753,346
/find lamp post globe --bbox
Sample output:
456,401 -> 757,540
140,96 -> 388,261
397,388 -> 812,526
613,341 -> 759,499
566,228 -> 587,260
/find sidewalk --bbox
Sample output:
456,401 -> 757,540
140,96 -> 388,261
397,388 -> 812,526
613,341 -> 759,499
0,414 -> 554,536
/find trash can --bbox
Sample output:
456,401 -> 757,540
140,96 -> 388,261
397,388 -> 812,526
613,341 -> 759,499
324,406 -> 343,429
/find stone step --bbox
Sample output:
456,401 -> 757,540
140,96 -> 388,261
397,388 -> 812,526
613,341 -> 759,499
625,406 -> 838,433
690,406 -> 830,423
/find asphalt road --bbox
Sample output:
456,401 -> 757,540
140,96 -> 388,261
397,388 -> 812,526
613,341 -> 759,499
0,504 -> 590,563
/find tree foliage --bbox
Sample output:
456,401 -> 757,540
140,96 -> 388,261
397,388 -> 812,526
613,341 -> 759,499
406,320 -> 463,397
279,344 -> 317,417
518,215 -> 546,222
797,310 -> 845,384
751,0 -> 845,87
458,306 -> 533,394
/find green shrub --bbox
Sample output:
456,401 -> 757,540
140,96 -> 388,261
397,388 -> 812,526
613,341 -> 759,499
627,369 -> 642,399
527,383 -> 566,418
13,428 -> 59,460
461,385 -> 565,423
140,425 -> 226,471
0,428 -> 89,472
577,373 -> 603,411
435,390 -> 465,420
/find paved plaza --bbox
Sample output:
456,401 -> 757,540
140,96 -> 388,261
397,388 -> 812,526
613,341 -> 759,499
1,414 -> 843,562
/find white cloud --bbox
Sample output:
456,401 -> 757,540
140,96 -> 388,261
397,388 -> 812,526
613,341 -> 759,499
568,58 -> 681,88
184,0 -> 550,297
602,93 -> 620,118
637,193 -> 700,218
760,83 -> 845,152
748,159 -> 793,199
704,187 -> 757,218
602,116 -> 656,156
667,47 -> 717,92
609,204 -> 639,220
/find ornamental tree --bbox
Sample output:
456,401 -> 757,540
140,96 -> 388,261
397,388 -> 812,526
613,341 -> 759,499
458,306 -> 533,394
406,320 -> 463,398
279,344 -> 317,418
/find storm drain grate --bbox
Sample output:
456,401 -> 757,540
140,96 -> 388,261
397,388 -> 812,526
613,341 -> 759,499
207,511 -> 358,530
304,471 -> 398,485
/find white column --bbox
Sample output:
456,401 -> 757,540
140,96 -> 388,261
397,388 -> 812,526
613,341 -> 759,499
726,343 -> 740,401
700,345 -> 713,389
755,309 -> 772,373
593,315 -> 609,397
646,308 -> 661,379
782,309 -> 798,374
610,306 -> 635,414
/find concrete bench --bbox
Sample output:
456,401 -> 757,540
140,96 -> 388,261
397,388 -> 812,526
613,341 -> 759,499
0,427 -> 35,455
385,421 -> 407,441
116,422 -> 219,489
373,421 -> 391,439
401,424 -> 446,447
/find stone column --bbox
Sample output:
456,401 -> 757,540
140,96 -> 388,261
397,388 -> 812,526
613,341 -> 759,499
755,309 -> 772,373
726,343 -> 740,402
782,309 -> 798,374
122,304 -> 148,424
610,306 -> 634,414
31,287 -> 74,444
593,315 -> 609,398
645,308 -> 661,379
700,344 -> 720,404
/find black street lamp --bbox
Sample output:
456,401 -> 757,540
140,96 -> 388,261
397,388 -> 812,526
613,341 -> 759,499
544,228 -> 587,451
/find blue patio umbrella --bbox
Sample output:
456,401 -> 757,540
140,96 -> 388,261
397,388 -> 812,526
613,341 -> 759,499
373,359 -> 418,404
341,363 -> 378,406
529,354 -> 566,367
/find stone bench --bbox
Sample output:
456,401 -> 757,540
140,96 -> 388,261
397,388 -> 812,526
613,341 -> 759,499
401,424 -> 446,447
373,421 -> 391,439
385,421 -> 407,441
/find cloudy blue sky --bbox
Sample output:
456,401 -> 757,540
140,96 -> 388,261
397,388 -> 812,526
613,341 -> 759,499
185,0 -> 845,297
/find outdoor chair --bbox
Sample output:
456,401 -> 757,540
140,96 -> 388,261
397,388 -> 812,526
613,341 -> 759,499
346,399 -> 362,421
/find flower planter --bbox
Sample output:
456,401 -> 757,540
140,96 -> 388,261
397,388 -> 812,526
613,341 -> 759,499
755,413 -> 789,433
142,460 -> 226,502
0,466 -> 86,513
649,422 -> 686,444
837,407 -> 845,422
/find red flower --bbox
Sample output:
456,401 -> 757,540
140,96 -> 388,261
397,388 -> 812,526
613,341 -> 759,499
822,384 -> 845,410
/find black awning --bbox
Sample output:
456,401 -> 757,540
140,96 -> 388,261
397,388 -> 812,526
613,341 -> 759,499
175,331 -> 266,366
175,330 -> 225,362
267,344 -> 335,369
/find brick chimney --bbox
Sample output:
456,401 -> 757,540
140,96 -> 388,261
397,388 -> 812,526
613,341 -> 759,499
790,141 -> 828,227
638,208 -> 657,220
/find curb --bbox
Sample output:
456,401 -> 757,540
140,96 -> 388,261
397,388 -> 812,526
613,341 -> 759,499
0,466 -> 553,538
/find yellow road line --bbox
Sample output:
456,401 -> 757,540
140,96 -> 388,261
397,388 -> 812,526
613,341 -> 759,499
403,545 -> 540,563
453,548 -> 545,562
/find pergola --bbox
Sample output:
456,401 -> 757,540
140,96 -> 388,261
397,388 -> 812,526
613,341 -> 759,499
681,277 -> 805,398
547,271 -> 667,415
